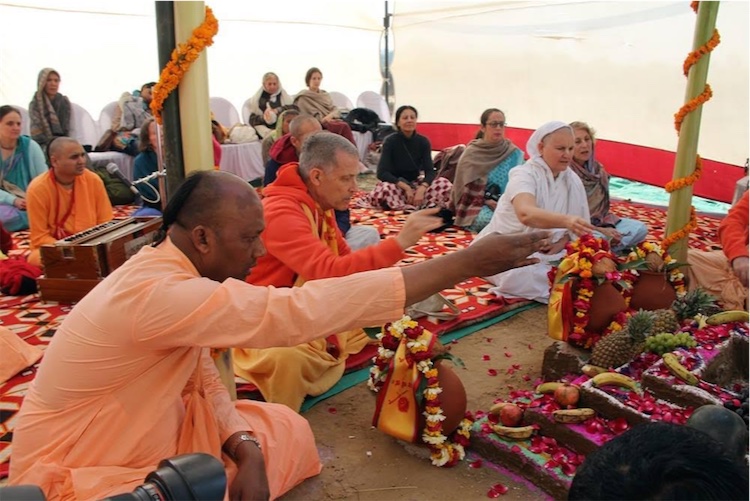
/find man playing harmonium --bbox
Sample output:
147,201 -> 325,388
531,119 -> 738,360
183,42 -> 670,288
26,137 -> 113,267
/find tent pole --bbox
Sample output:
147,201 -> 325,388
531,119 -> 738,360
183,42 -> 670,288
384,0 -> 390,112
665,1 -> 719,264
154,1 -> 185,201
173,2 -> 214,175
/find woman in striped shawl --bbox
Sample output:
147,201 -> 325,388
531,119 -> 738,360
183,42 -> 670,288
28,68 -> 71,150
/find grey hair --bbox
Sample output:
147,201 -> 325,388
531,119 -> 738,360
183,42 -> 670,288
299,132 -> 358,180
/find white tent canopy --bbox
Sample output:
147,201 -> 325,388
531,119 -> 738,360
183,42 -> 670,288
0,0 -> 747,165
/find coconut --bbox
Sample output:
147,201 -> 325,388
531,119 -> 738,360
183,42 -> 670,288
591,257 -> 617,277
645,252 -> 665,272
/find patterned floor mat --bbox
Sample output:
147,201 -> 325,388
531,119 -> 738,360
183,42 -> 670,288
0,200 -> 723,480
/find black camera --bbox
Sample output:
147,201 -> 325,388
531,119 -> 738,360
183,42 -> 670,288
0,453 -> 226,501
428,207 -> 455,233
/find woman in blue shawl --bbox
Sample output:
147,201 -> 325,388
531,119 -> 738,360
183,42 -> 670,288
0,105 -> 48,231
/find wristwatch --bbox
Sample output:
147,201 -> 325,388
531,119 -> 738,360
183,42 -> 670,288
228,432 -> 262,460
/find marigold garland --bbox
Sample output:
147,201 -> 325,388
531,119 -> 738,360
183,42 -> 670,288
150,6 -> 219,124
549,234 -> 636,349
683,29 -> 720,76
673,84 -> 712,134
663,1 -> 719,253
661,207 -> 698,251
665,156 -> 702,192
368,317 -> 472,467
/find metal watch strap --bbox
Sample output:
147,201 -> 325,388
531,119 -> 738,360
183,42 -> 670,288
228,432 -> 261,460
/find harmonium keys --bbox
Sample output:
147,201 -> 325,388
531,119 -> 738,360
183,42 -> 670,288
38,217 -> 162,303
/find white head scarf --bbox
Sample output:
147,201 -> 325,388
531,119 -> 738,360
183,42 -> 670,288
526,121 -> 572,159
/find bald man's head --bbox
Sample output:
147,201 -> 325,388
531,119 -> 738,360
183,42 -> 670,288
289,115 -> 322,155
47,136 -> 80,160
162,171 -> 266,282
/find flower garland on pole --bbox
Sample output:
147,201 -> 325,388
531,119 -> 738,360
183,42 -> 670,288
663,1 -> 720,259
368,316 -> 472,467
150,6 -> 219,125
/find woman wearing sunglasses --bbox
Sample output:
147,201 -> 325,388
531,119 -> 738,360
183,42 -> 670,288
452,108 -> 524,232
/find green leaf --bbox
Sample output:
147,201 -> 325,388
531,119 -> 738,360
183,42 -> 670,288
616,279 -> 633,290
435,352 -> 466,369
620,258 -> 648,270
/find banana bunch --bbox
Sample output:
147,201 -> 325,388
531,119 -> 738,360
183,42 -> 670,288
581,364 -> 607,377
662,353 -> 699,386
552,408 -> 596,424
591,372 -> 639,392
492,424 -> 535,440
705,310 -> 749,325
535,382 -> 562,394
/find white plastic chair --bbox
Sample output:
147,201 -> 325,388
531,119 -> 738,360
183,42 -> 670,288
69,102 -> 101,147
356,91 -> 391,123
12,105 -> 30,136
97,101 -> 119,133
210,97 -> 241,127
329,91 -> 354,111
241,98 -> 253,125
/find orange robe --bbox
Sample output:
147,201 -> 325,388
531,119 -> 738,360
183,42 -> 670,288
234,163 -> 404,411
9,238 -> 405,500
26,169 -> 113,266
687,191 -> 748,309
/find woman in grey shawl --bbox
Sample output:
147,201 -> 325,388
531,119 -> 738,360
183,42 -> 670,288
29,68 -> 71,149
451,108 -> 524,232
293,67 -> 355,144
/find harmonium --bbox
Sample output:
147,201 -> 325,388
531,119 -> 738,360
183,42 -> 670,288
38,217 -> 163,303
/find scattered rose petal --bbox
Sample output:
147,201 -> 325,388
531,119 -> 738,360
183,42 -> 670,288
487,483 -> 509,497
528,344 -> 534,350
510,445 -> 522,453
328,407 -> 337,414
486,337 -> 493,343
487,369 -> 498,377
522,374 -> 531,381
469,459 -> 483,469
504,352 -> 512,358
512,364 -> 521,370
482,355 -> 491,361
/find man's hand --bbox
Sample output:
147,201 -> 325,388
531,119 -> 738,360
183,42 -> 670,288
565,215 -> 596,236
466,231 -> 550,278
485,199 -> 498,211
227,437 -> 270,501
544,234 -> 570,255
731,256 -> 749,287
396,208 -> 443,249
401,230 -> 550,306
413,184 -> 428,207
13,198 -> 27,210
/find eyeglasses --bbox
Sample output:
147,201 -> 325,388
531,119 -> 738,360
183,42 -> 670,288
486,121 -> 506,128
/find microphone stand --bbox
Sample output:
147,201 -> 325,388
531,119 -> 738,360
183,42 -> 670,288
154,122 -> 168,212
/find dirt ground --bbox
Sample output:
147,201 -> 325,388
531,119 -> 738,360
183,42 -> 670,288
282,306 -> 554,501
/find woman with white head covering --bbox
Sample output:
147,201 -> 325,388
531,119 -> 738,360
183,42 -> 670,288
247,72 -> 295,138
472,121 -> 595,303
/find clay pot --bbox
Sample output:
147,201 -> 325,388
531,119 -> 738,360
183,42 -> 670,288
586,281 -> 627,332
420,361 -> 467,437
630,270 -> 677,311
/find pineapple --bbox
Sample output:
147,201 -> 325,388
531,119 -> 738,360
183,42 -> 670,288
591,310 -> 655,369
672,288 -> 720,322
651,308 -> 679,335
